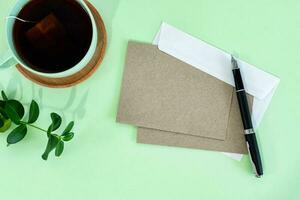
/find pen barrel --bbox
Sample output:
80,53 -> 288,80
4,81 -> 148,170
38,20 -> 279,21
245,134 -> 263,176
236,91 -> 253,129
233,68 -> 253,129
232,68 -> 245,91
232,66 -> 263,177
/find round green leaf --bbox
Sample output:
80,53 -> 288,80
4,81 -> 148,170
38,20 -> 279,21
62,121 -> 74,135
62,132 -> 74,142
50,113 -> 62,132
0,100 -> 5,108
7,124 -> 27,145
28,100 -> 39,124
42,134 -> 60,160
0,119 -> 11,133
4,100 -> 25,124
0,119 -> 3,127
0,112 -> 11,132
55,141 -> 64,157
0,107 -> 9,119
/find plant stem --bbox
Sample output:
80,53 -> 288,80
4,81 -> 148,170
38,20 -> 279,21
28,124 -> 47,133
20,121 -> 47,133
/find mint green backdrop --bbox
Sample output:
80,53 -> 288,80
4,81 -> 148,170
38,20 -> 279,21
0,0 -> 299,199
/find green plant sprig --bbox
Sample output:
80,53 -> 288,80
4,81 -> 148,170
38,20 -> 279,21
0,91 -> 74,160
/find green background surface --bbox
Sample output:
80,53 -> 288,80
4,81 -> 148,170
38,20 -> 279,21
0,0 -> 299,199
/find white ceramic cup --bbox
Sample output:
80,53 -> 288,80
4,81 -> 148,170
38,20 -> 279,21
0,0 -> 98,78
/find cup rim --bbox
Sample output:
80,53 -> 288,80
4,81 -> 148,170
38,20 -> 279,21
6,0 -> 98,78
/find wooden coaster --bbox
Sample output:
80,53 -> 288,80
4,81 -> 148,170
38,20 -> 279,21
16,1 -> 107,88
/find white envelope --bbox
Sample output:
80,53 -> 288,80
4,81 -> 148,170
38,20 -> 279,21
152,22 -> 280,160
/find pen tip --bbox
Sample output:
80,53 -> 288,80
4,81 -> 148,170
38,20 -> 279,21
231,55 -> 238,69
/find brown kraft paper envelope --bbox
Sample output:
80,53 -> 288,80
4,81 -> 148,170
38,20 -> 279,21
117,41 -> 234,140
137,94 -> 253,154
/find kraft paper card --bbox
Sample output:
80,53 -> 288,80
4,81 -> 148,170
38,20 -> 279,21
117,41 -> 234,140
137,94 -> 253,154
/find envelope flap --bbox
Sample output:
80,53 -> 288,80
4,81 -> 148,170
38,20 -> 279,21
157,23 -> 280,100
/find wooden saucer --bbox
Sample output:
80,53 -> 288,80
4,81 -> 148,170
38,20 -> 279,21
16,1 -> 107,88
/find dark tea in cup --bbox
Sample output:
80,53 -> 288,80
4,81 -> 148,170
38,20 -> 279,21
13,0 -> 93,73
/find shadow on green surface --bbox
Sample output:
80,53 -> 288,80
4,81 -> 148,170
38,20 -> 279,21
90,0 -> 122,46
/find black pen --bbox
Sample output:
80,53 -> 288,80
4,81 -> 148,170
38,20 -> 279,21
231,56 -> 263,178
